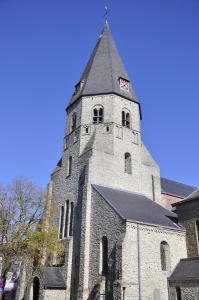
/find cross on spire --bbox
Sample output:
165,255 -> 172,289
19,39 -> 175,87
103,5 -> 110,21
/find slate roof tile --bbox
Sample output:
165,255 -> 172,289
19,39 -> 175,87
92,184 -> 184,230
67,23 -> 138,109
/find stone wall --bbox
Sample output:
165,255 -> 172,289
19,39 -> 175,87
89,189 -> 187,300
80,94 -> 163,204
43,289 -> 66,300
89,188 -> 125,299
174,200 -> 199,257
169,284 -> 199,300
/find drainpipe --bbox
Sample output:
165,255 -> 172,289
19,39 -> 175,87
137,224 -> 141,300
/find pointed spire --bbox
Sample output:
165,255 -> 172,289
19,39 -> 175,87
67,23 -> 138,109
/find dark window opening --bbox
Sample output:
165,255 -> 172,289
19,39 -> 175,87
85,127 -> 89,134
160,241 -> 170,271
69,202 -> 74,236
106,126 -> 109,132
59,206 -> 64,239
67,156 -> 72,177
176,287 -> 182,300
124,152 -> 132,174
72,113 -> 77,131
196,220 -> 199,244
102,236 -> 108,276
93,106 -> 103,124
122,111 -> 130,128
64,200 -> 69,238
33,277 -> 40,300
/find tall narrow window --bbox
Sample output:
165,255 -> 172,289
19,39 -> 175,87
176,287 -> 182,300
160,241 -> 170,271
67,156 -> 72,177
59,206 -> 64,239
69,202 -> 74,236
93,105 -> 103,124
196,220 -> 199,246
124,153 -> 132,174
64,200 -> 69,238
122,110 -> 130,128
71,113 -> 77,131
102,236 -> 108,276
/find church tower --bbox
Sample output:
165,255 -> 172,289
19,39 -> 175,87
49,24 -> 183,300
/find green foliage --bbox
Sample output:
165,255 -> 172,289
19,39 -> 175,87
0,178 -> 64,278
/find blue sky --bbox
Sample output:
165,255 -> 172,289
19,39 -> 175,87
0,0 -> 198,188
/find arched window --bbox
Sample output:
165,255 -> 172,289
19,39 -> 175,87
67,156 -> 72,177
122,110 -> 130,128
33,277 -> 40,300
71,112 -> 77,131
93,105 -> 103,124
160,241 -> 170,271
124,153 -> 132,174
176,287 -> 182,300
102,236 -> 108,276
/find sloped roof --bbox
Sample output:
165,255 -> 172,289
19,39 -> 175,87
161,177 -> 196,198
172,188 -> 199,207
92,184 -> 184,230
67,23 -> 138,109
43,267 -> 66,289
169,258 -> 199,282
185,188 -> 199,201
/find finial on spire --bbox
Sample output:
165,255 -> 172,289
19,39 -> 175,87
103,5 -> 110,22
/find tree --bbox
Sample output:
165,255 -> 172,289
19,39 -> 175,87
0,177 -> 64,298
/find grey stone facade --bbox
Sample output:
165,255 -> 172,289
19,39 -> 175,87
44,23 -> 188,300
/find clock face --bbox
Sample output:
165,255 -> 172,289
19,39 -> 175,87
119,78 -> 129,91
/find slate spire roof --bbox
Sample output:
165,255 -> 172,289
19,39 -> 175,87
67,22 -> 138,109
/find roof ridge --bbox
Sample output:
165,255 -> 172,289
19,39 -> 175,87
161,177 -> 197,189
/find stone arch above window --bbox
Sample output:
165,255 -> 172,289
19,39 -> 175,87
124,152 -> 132,174
93,105 -> 104,124
160,241 -> 170,271
122,108 -> 130,128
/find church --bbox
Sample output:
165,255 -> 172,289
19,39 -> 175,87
44,23 -> 188,300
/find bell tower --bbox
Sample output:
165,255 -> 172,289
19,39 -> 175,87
51,23 -> 162,300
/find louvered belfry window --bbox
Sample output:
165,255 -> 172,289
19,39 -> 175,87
93,105 -> 103,124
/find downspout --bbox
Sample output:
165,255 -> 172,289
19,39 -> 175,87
137,224 -> 141,300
